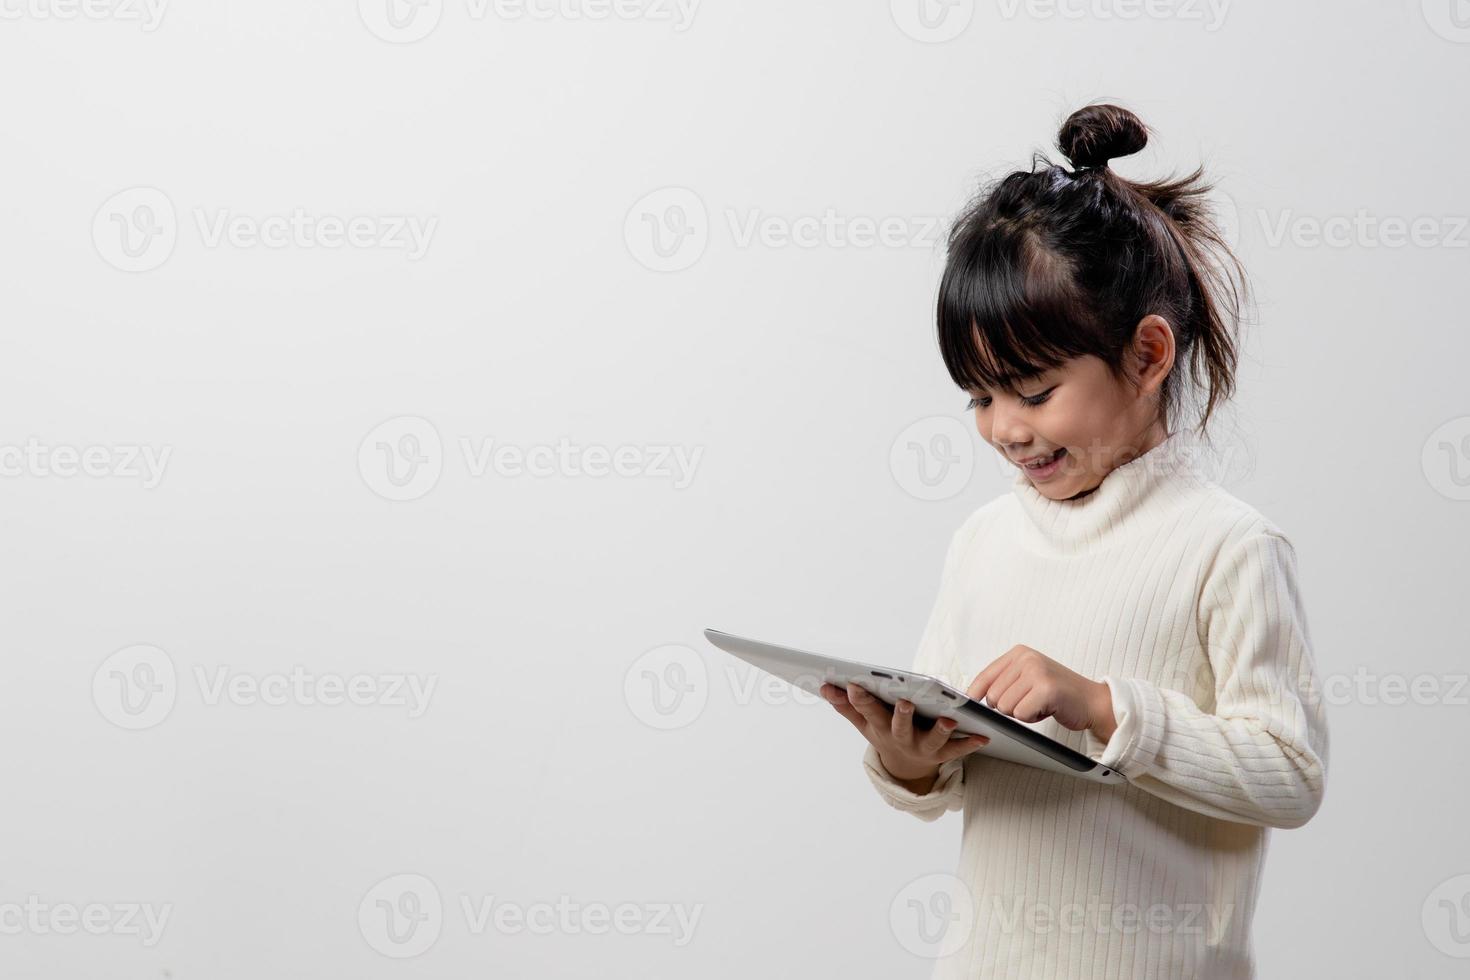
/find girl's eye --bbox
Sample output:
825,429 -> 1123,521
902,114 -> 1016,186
1020,388 -> 1054,407
966,388 -> 1053,411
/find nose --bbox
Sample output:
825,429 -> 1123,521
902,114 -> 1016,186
987,398 -> 1031,450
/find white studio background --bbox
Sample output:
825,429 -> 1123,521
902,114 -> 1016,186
1,2 -> 1467,978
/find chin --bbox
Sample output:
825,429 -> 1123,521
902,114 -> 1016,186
1028,473 -> 1097,502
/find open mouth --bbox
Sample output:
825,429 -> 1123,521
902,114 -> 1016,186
1022,448 -> 1068,475
1024,448 -> 1066,469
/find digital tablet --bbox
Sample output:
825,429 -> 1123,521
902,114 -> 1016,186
703,628 -> 1124,785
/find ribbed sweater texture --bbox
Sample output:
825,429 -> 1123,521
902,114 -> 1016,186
863,430 -> 1330,979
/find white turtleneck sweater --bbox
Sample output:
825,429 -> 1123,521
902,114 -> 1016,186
863,431 -> 1329,980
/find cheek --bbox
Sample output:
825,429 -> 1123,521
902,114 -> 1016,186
1041,393 -> 1090,440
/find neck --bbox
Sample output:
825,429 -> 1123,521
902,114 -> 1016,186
1009,426 -> 1203,555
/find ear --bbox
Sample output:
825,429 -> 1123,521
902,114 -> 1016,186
1130,315 -> 1175,395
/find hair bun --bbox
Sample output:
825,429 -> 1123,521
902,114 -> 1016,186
1058,103 -> 1149,170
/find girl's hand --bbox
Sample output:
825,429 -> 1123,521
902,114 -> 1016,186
967,644 -> 1117,741
819,682 -> 991,784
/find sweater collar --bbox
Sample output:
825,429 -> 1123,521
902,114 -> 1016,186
1009,430 -> 1205,551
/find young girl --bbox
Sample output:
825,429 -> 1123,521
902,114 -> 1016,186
820,103 -> 1329,980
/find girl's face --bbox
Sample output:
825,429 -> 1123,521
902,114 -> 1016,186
966,317 -> 1173,502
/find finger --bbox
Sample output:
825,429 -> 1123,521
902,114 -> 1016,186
920,715 -> 960,754
966,649 -> 1015,703
935,733 -> 991,763
846,683 -> 892,727
891,699 -> 915,742
983,663 -> 1025,712
827,699 -> 869,736
819,683 -> 845,704
993,674 -> 1032,717
1011,686 -> 1055,724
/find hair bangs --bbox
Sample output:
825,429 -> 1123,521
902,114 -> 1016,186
936,228 -> 1093,394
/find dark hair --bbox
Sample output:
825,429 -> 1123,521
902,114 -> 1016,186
936,102 -> 1247,439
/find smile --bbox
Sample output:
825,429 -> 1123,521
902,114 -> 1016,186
1021,448 -> 1068,476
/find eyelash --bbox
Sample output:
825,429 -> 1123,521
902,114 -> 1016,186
967,388 -> 1054,411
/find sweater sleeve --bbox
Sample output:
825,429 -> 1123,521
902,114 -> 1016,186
862,522 -> 973,822
1082,530 -> 1330,829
